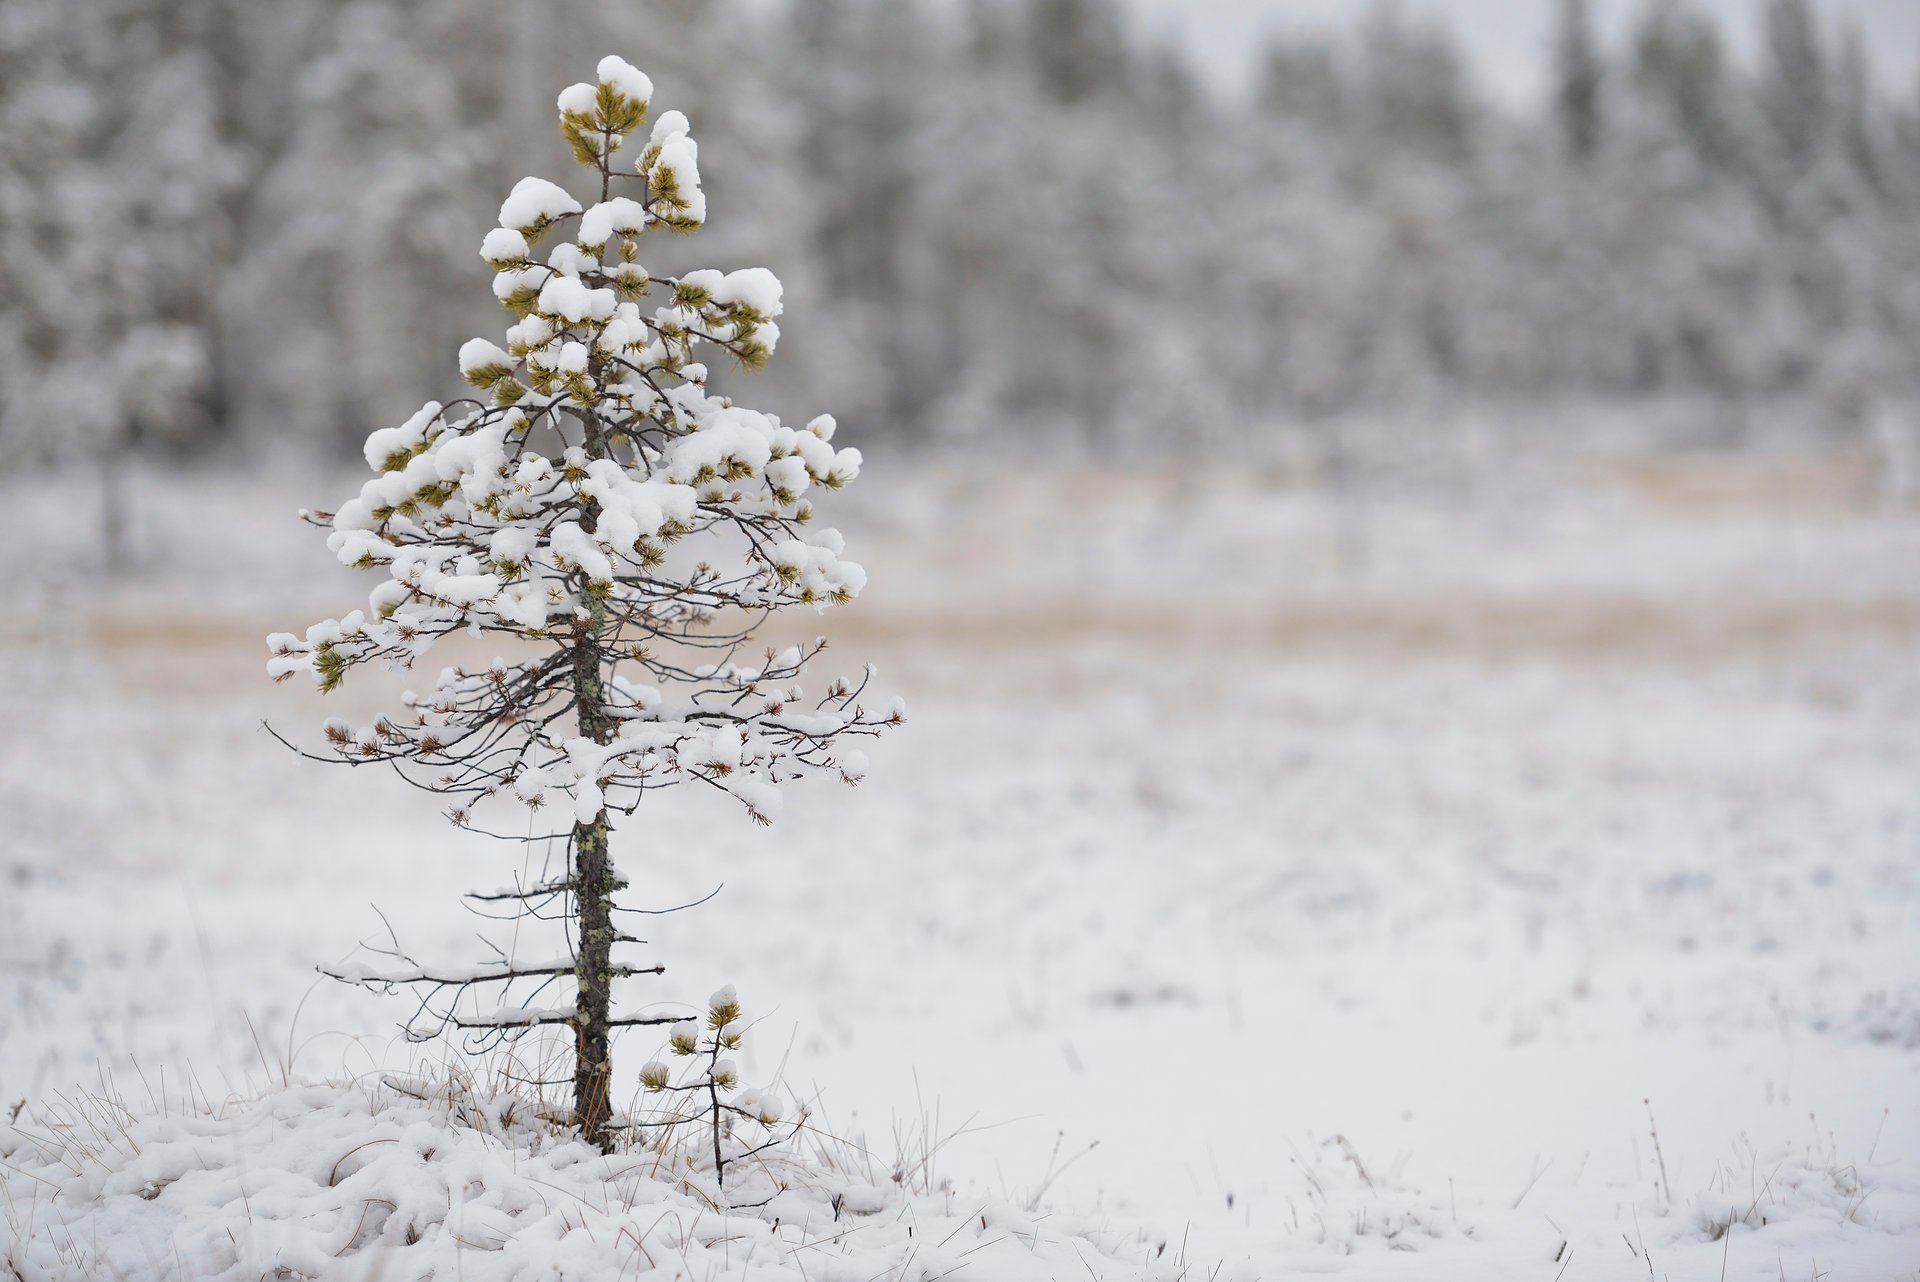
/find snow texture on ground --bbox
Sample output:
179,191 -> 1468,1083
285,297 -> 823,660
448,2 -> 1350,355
4,447 -> 1919,1279
3,1078 -> 1170,1282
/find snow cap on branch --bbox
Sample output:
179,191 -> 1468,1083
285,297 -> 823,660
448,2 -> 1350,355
643,112 -> 705,230
596,56 -> 653,108
498,177 -> 581,239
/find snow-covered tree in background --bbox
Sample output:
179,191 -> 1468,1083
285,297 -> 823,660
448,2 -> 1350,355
0,0 -> 242,567
268,55 -> 899,1150
1554,0 -> 1604,166
7,0 -> 1920,472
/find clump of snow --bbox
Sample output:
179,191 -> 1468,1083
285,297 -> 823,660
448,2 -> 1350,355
535,274 -> 614,324
648,110 -> 691,150
496,176 -> 581,234
361,400 -> 441,473
577,196 -> 645,248
478,227 -> 529,266
555,81 -> 599,118
458,337 -> 513,377
596,55 -> 653,107
0,1079 -> 1173,1282
644,111 -> 705,227
678,267 -> 784,318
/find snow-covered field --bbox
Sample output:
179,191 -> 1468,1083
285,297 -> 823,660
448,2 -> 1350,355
4,445 -> 1919,1279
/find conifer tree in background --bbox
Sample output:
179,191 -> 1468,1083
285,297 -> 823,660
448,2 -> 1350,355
1554,0 -> 1604,165
1760,0 -> 1829,175
7,0 -> 1920,461
268,55 -> 899,1150
0,0 -> 241,568
1630,0 -> 1737,172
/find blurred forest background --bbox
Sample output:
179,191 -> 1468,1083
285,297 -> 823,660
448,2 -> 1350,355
5,11 -> 1920,1268
2,0 -> 1918,476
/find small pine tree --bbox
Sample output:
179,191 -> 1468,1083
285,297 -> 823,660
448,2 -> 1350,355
268,55 -> 900,1152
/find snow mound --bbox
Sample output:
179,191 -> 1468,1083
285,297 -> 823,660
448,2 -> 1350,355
1258,1134 -> 1481,1262
2,1080 -> 1173,1281
1656,1137 -> 1920,1246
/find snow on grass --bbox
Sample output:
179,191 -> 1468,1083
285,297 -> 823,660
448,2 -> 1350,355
3,449 -> 1919,1279
2,1074 -> 1171,1282
1661,1128 -> 1920,1250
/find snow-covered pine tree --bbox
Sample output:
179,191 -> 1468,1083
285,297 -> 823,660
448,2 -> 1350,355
267,54 -> 899,1151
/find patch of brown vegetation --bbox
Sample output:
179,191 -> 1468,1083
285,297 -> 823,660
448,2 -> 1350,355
818,594 -> 1920,664
55,592 -> 1920,705
1582,450 -> 1881,514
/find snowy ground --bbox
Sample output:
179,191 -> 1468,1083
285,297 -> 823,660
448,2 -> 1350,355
4,440 -> 1919,1279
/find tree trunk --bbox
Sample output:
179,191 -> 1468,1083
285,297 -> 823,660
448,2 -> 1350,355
569,603 -> 621,1150
571,804 -> 617,1150
569,389 -> 622,1149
